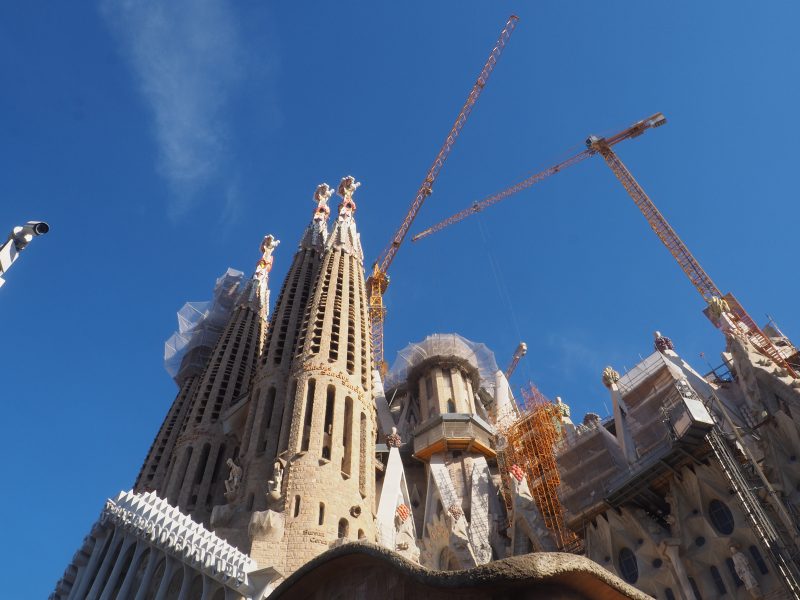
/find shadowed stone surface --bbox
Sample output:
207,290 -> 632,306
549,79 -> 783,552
270,542 -> 653,600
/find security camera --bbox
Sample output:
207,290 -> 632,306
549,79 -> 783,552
11,221 -> 49,250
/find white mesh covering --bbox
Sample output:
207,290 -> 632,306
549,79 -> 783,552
164,268 -> 244,381
385,333 -> 500,394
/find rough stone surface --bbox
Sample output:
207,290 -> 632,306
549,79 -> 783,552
270,542 -> 652,600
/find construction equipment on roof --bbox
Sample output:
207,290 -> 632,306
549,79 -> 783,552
412,112 -> 798,378
366,15 -> 519,375
498,381 -> 582,553
504,342 -> 527,379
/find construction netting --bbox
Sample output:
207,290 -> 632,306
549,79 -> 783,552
384,333 -> 500,395
555,418 -> 627,524
164,268 -> 244,382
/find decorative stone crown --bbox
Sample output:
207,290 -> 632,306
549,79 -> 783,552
386,427 -> 402,448
601,366 -> 620,388
653,331 -> 675,353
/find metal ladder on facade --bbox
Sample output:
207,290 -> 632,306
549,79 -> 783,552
706,427 -> 800,599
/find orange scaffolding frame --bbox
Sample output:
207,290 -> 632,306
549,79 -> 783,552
498,383 -> 582,553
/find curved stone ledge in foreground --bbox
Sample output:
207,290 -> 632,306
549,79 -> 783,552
270,542 -> 653,600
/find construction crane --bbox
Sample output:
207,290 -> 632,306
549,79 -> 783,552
366,15 -> 519,375
412,113 -> 798,378
586,135 -> 798,377
504,342 -> 527,379
411,113 -> 666,242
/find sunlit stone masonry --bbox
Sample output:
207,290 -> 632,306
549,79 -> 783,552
52,177 -> 800,599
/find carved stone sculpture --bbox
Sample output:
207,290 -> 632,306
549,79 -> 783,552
730,546 -> 762,598
602,366 -> 620,388
224,458 -> 243,497
386,426 -> 402,448
314,182 -> 334,205
255,234 -> 280,280
267,460 -> 284,507
708,295 -> 731,320
394,504 -> 420,563
337,175 -> 361,201
653,330 -> 675,353
249,509 -> 285,543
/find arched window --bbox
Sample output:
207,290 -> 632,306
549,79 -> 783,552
338,518 -> 349,538
749,545 -> 769,574
710,566 -> 726,595
359,412 -> 367,496
322,385 -> 335,460
342,397 -> 353,476
617,547 -> 638,584
358,529 -> 365,540
447,399 -> 456,413
688,576 -> 703,600
708,499 -> 734,535
294,495 -> 301,518
319,503 -> 325,526
301,379 -> 315,452
194,443 -> 211,484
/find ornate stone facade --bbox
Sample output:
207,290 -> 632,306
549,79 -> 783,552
52,178 -> 800,599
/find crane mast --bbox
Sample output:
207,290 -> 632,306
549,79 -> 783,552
367,15 -> 519,374
589,139 -> 798,378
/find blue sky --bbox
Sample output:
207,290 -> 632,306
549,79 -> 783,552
2,2 -> 799,596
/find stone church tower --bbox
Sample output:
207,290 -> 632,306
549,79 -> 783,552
237,183 -> 332,512
133,236 -> 277,527
249,176 -> 377,575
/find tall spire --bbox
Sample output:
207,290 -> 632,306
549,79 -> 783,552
299,183 -> 333,249
214,185 -> 334,545
249,175 -> 376,576
327,175 -> 364,260
152,236 -> 276,526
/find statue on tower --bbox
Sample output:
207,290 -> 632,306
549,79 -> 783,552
313,183 -> 333,220
255,234 -> 280,282
224,458 -> 243,499
337,175 -> 361,218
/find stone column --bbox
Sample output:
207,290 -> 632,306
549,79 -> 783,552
200,574 -> 213,600
177,564 -> 194,600
69,528 -> 110,600
86,527 -> 123,600
115,541 -> 147,600
98,536 -> 136,600
660,540 -> 694,600
154,556 -> 179,600
133,548 -> 161,600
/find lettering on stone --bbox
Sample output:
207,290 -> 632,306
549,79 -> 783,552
299,361 -> 365,401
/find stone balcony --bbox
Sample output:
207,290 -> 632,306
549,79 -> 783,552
412,413 -> 496,460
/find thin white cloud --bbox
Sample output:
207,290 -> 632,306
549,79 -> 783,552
101,0 -> 243,214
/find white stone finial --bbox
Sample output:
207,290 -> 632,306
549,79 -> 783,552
708,295 -> 731,320
337,175 -> 361,201
602,366 -> 620,388
314,183 -> 334,205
